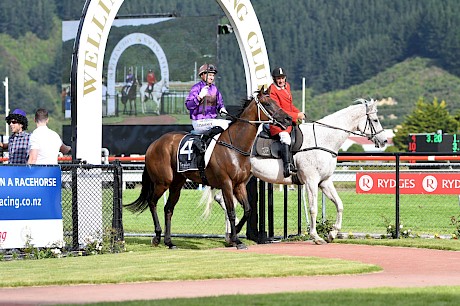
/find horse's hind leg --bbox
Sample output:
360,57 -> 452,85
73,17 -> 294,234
319,178 -> 343,242
149,183 -> 169,246
163,176 -> 186,249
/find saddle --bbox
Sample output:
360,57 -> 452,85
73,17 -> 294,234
177,126 -> 224,185
253,124 -> 303,158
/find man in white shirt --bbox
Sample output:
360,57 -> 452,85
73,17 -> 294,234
28,108 -> 71,165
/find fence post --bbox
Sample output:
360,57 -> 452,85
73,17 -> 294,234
112,160 -> 124,242
268,183 -> 274,240
283,184 -> 288,239
258,179 -> 267,243
71,164 -> 79,250
395,153 -> 400,238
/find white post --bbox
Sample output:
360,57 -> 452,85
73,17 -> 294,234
302,77 -> 305,114
3,77 -> 8,138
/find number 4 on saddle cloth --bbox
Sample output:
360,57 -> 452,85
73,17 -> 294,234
177,126 -> 224,173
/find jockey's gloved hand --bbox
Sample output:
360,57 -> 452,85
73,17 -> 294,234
198,86 -> 208,99
219,107 -> 228,116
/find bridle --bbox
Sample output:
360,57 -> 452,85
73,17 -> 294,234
216,92 -> 288,156
311,99 -> 384,141
359,101 -> 385,141
224,92 -> 288,130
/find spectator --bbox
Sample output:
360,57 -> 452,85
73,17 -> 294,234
28,108 -> 71,165
1,109 -> 30,164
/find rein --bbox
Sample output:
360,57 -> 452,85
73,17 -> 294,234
298,101 -> 384,156
216,92 -> 283,156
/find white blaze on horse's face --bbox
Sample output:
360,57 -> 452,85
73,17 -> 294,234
358,99 -> 388,148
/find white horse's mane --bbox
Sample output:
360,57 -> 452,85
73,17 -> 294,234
317,98 -> 376,124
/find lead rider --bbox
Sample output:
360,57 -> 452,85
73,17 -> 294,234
269,67 -> 306,178
185,63 -> 229,152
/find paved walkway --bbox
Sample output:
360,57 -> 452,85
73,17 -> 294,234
1,242 -> 459,305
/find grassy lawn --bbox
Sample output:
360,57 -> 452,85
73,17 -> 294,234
0,237 -> 380,287
65,286 -> 460,306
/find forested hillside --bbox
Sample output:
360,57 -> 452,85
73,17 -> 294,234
1,0 -> 460,134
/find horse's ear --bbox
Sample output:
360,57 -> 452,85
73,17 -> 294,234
266,85 -> 271,95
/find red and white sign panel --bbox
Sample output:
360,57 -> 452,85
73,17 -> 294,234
356,173 -> 460,194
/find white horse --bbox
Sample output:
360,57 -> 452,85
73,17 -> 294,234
202,98 -> 388,245
139,79 -> 166,115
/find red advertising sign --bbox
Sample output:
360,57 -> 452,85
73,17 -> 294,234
356,173 -> 460,194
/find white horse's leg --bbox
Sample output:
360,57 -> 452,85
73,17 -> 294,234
305,180 -> 327,245
319,178 -> 343,242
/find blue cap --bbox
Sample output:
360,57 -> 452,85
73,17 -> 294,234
12,109 -> 26,117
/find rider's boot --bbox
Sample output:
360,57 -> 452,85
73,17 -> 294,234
193,135 -> 207,154
280,143 -> 297,178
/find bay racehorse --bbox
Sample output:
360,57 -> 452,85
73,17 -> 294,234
121,76 -> 139,115
202,98 -> 388,245
125,88 -> 292,249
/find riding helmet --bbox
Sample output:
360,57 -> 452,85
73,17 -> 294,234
5,108 -> 28,130
271,67 -> 287,78
198,64 -> 218,76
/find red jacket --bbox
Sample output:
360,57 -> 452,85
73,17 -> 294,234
269,82 -> 301,136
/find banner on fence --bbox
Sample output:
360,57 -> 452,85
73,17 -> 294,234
0,166 -> 63,249
356,172 -> 460,194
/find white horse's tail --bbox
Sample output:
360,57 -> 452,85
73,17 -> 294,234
199,186 -> 215,218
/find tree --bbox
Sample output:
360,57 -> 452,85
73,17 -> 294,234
392,97 -> 459,150
346,144 -> 365,153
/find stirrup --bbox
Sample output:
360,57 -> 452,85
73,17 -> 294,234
289,163 -> 297,173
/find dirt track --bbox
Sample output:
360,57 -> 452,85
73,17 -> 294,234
1,242 -> 459,305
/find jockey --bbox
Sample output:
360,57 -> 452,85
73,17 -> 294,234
185,63 -> 230,153
269,67 -> 306,177
146,69 -> 156,93
124,68 -> 134,95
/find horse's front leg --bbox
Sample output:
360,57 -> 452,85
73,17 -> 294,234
213,191 -> 239,246
320,178 -> 343,242
233,183 -> 251,236
306,182 -> 327,245
221,185 -> 247,250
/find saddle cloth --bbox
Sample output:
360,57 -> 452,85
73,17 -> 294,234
177,134 -> 219,172
253,124 -> 303,158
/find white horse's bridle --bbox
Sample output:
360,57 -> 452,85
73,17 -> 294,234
358,99 -> 385,141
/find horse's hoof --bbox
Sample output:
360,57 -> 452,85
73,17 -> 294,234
168,245 -> 177,250
314,239 -> 327,245
236,243 -> 248,250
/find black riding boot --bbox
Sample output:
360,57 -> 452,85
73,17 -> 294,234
280,143 -> 296,178
193,135 -> 207,154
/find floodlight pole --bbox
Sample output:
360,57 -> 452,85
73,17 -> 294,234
3,77 -> 8,138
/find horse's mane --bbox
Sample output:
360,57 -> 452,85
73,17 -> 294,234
229,91 -> 262,122
319,98 -> 376,122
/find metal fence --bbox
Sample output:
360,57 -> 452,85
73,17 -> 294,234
61,162 -> 123,250
121,157 -> 460,241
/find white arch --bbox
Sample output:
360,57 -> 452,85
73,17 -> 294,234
106,33 -> 169,116
75,0 -> 271,165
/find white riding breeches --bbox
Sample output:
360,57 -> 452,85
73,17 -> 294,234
279,131 -> 291,145
192,119 -> 231,134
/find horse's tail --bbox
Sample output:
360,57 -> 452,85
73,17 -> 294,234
124,168 -> 153,214
199,186 -> 214,218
